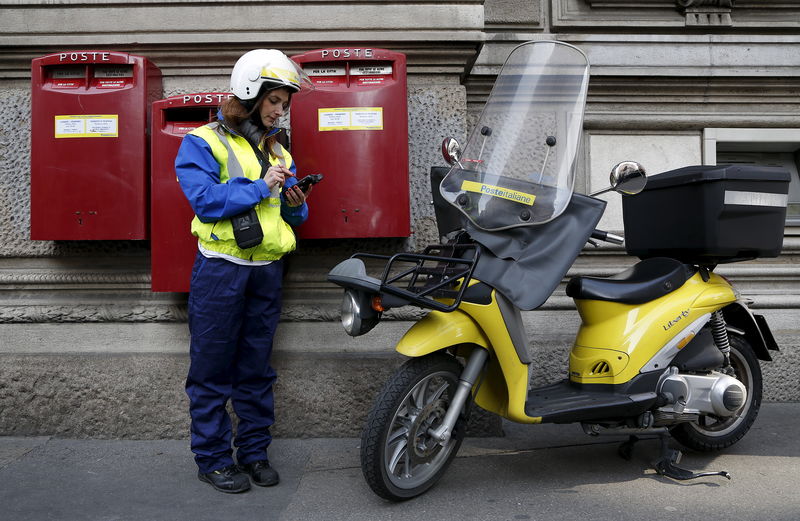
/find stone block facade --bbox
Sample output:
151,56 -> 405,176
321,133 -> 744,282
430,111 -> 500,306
0,0 -> 797,438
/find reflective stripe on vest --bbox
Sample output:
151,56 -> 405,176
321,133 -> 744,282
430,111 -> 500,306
208,122 -> 246,179
187,123 -> 296,261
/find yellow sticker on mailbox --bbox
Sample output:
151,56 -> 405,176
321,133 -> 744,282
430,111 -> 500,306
461,180 -> 536,206
54,115 -> 118,138
318,107 -> 383,131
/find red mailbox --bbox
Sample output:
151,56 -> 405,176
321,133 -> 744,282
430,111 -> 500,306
30,51 -> 162,240
150,93 -> 231,292
290,48 -> 410,238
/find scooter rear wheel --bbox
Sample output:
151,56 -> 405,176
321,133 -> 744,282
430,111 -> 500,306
671,334 -> 762,451
360,352 -> 466,501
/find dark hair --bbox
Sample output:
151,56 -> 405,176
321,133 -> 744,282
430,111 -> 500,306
218,96 -> 252,132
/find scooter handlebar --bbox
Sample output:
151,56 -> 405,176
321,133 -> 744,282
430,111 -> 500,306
591,229 -> 625,245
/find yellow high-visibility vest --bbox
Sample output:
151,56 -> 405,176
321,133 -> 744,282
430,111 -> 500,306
188,123 -> 296,261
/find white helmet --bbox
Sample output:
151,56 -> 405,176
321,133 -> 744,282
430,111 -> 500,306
230,49 -> 310,104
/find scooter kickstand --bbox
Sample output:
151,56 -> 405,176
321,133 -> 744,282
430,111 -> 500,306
618,435 -> 639,461
653,434 -> 731,481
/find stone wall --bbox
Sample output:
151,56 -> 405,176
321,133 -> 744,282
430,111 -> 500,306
0,0 -> 798,440
0,0 -> 488,437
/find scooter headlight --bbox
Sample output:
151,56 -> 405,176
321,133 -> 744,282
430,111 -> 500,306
341,291 -> 359,335
340,290 -> 380,337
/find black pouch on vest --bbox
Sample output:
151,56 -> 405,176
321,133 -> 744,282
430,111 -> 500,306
231,208 -> 263,249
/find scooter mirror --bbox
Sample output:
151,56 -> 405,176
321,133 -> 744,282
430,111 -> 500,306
589,161 -> 647,197
441,137 -> 462,166
610,161 -> 647,195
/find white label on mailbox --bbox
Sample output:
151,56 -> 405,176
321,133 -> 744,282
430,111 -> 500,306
305,66 -> 346,76
55,118 -> 85,136
51,67 -> 84,79
86,118 -> 117,134
94,66 -> 133,78
318,110 -> 350,129
54,115 -> 119,138
351,110 -> 382,128
318,108 -> 383,131
351,64 -> 392,76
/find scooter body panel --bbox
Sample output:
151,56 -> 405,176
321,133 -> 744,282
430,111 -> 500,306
395,288 -> 540,423
459,294 -> 540,423
570,272 -> 736,385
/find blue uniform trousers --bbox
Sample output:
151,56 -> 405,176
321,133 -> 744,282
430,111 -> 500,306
185,253 -> 283,474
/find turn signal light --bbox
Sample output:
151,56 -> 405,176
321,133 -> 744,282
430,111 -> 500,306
676,333 -> 695,350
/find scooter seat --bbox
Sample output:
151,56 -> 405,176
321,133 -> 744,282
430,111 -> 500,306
566,257 -> 696,305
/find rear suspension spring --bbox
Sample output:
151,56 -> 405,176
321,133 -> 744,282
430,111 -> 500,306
710,311 -> 731,364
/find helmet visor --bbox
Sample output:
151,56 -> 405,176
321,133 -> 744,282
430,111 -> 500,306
261,61 -> 313,93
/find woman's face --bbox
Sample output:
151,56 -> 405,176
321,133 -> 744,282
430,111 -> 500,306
258,87 -> 292,127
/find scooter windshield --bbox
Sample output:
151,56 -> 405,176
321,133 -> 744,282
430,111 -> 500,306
440,41 -> 589,231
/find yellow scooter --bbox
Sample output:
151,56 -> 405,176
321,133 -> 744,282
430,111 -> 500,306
327,41 -> 789,501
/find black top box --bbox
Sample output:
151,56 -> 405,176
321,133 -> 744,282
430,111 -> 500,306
622,164 -> 790,266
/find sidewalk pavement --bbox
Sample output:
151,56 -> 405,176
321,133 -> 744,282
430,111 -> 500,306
1,403 -> 798,521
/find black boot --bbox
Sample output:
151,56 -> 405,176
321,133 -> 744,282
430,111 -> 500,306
242,460 -> 280,487
198,464 -> 251,493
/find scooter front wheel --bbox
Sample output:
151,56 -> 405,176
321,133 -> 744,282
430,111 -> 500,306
361,352 -> 466,501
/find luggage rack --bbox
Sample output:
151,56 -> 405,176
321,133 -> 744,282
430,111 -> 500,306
352,243 -> 480,312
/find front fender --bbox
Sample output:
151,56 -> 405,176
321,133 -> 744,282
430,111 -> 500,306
396,310 -> 489,357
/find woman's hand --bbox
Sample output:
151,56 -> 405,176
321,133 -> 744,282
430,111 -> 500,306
265,165 -> 293,190
284,184 -> 309,207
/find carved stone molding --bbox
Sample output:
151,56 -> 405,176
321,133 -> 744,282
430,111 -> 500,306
678,0 -> 734,26
683,8 -> 732,26
0,302 -> 430,324
0,271 -> 149,286
677,0 -> 734,6
582,0 -> 733,6
0,305 -> 188,323
582,0 -> 735,25
0,1 -> 485,80
566,0 -> 800,29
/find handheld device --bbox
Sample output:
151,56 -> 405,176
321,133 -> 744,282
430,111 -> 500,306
294,173 -> 324,193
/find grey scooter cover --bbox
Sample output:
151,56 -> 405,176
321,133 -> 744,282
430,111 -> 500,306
466,193 -> 606,311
